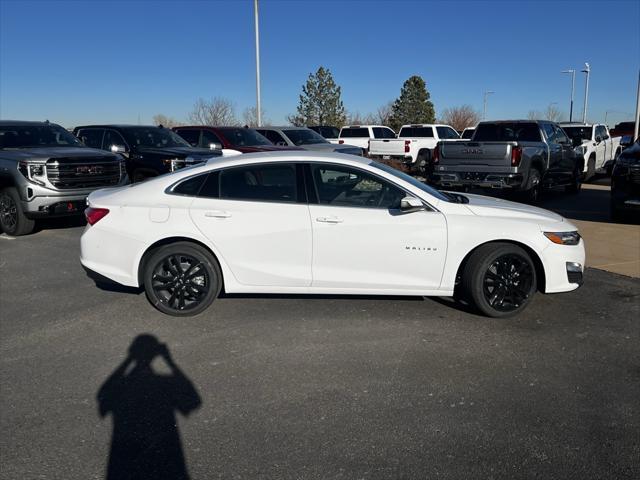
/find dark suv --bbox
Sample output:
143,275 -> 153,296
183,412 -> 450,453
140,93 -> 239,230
173,126 -> 302,153
73,125 -> 221,182
610,137 -> 640,222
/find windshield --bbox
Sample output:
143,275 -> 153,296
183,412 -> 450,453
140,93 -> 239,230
368,160 -> 451,203
0,124 -> 83,149
220,128 -> 272,146
284,129 -> 328,145
124,127 -> 190,148
473,122 -> 541,142
563,126 -> 593,143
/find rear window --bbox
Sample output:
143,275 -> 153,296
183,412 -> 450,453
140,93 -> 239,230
399,127 -> 433,138
340,128 -> 370,138
473,123 -> 541,142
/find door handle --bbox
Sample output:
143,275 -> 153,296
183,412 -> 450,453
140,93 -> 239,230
316,216 -> 343,224
204,210 -> 231,218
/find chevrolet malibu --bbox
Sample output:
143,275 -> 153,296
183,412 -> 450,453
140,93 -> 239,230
80,152 -> 585,318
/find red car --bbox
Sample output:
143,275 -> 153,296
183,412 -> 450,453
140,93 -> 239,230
172,126 -> 303,153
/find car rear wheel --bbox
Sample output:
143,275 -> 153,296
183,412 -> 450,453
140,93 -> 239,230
461,243 -> 537,318
0,187 -> 35,236
522,168 -> 542,203
143,242 -> 222,316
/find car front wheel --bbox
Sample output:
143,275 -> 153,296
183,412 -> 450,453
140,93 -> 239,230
461,243 -> 537,318
143,242 -> 222,316
0,187 -> 35,236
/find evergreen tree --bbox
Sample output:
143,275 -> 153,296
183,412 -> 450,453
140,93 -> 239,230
287,67 -> 346,126
388,75 -> 435,131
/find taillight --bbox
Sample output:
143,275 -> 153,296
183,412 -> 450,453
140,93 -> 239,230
338,139 -> 344,144
404,140 -> 411,153
433,145 -> 440,164
511,146 -> 522,166
85,207 -> 109,225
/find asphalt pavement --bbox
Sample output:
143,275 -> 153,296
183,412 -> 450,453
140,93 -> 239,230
0,223 -> 638,479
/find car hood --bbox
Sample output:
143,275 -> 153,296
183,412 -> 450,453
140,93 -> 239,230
0,147 -> 118,161
136,146 -> 220,158
461,193 -> 564,224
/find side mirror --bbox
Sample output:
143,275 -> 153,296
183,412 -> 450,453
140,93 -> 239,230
399,196 -> 425,213
110,144 -> 128,153
208,142 -> 222,150
595,135 -> 602,143
276,141 -> 288,146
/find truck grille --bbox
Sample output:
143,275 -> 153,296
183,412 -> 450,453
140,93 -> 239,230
46,157 -> 123,189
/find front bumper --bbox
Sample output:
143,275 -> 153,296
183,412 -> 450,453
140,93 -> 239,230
430,171 -> 524,189
540,240 -> 586,293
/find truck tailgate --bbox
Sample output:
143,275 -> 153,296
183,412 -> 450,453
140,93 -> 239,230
439,141 -> 514,167
369,138 -> 405,156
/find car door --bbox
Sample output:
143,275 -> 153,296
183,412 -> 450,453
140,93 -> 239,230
541,123 -> 562,179
189,162 -> 312,287
553,125 -> 576,178
595,125 -> 608,168
307,163 -> 447,290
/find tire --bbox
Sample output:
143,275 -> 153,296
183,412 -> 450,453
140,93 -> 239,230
133,171 -> 148,183
610,199 -> 626,223
0,187 -> 35,236
143,242 -> 222,316
522,168 -> 542,203
416,149 -> 431,176
565,162 -> 582,194
461,243 -> 537,318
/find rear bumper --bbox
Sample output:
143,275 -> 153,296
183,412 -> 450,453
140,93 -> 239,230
430,171 -> 524,189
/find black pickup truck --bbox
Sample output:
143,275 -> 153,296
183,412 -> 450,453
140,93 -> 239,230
73,125 -> 221,182
430,120 -> 582,202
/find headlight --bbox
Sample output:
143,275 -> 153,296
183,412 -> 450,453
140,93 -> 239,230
18,161 -> 46,186
543,231 -> 581,245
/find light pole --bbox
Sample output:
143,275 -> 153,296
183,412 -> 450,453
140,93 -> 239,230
581,62 -> 590,123
254,0 -> 262,127
561,69 -> 575,122
483,91 -> 494,120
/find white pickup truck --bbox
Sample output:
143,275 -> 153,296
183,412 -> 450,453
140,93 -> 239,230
337,125 -> 397,151
559,123 -> 622,178
368,124 -> 460,175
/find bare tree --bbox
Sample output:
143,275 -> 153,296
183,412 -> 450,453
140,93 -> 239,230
152,114 -> 182,128
346,111 -> 377,125
527,110 -> 541,120
376,101 -> 393,126
242,106 -> 271,127
438,105 -> 481,131
187,97 -> 238,126
544,104 -> 565,122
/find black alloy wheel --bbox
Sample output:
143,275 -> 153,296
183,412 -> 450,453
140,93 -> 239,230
461,242 -> 537,318
143,242 -> 221,316
482,254 -> 534,313
0,187 -> 35,236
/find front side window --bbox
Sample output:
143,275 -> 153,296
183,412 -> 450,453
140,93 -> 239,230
103,129 -> 128,150
175,129 -> 201,147
123,127 -> 191,148
461,129 -> 475,139
220,164 -> 297,203
201,130 -> 223,147
541,123 -> 556,142
220,128 -> 272,147
76,128 -> 104,149
311,164 -> 405,209
436,127 -> 460,139
282,129 -> 328,145
258,130 -> 287,145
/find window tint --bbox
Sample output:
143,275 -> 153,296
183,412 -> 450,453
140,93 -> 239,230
373,127 -> 396,139
219,128 -> 272,146
199,171 -> 220,198
173,173 -> 208,196
436,127 -> 460,139
474,123 -> 542,142
77,129 -> 104,149
399,127 -> 433,137
596,125 -> 607,139
175,129 -> 200,147
103,129 -> 127,150
311,164 -> 405,209
315,126 -> 339,138
202,130 -> 223,147
553,125 -> 569,144
541,123 -> 556,142
259,130 -> 287,145
461,129 -> 475,139
340,127 -> 370,138
220,164 -> 296,202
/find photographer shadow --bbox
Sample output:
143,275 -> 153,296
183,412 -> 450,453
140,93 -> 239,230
97,335 -> 201,480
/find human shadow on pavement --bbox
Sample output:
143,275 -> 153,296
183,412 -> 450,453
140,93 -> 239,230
97,334 -> 201,480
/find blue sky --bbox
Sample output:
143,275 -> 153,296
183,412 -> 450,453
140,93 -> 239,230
1,0 -> 638,128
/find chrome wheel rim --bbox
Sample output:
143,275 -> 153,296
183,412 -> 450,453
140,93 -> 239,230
151,254 -> 210,311
0,194 -> 17,231
483,254 -> 533,312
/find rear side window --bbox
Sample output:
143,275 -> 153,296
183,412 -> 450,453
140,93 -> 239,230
340,127 -> 370,138
175,129 -> 200,147
77,129 -> 104,149
399,127 -> 433,137
473,123 -> 542,142
373,127 -> 396,139
315,126 -> 339,138
220,164 -> 297,203
202,130 -> 223,147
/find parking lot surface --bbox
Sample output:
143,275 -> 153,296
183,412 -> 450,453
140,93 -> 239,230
1,221 -> 638,479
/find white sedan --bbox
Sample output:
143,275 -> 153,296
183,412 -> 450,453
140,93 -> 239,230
80,152 -> 585,318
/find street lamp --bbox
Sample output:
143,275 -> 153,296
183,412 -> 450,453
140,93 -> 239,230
254,0 -> 262,127
483,91 -> 494,120
561,69 -> 575,122
581,63 -> 590,124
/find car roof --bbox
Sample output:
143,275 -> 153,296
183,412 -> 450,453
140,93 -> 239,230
342,125 -> 388,128
559,123 -> 595,127
0,120 -> 61,126
74,124 -> 161,129
206,150 -> 370,169
257,126 -> 312,131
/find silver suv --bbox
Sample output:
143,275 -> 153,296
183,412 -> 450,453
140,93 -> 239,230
0,121 -> 128,236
